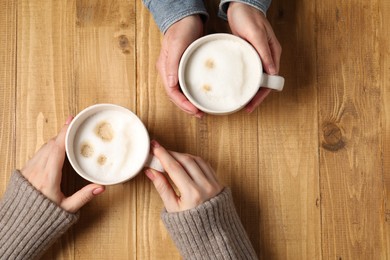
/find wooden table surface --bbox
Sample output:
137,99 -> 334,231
1,0 -> 390,259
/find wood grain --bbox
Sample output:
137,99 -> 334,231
0,0 -> 16,198
381,0 -> 390,258
256,1 -> 321,259
317,0 -> 386,259
0,0 -> 389,259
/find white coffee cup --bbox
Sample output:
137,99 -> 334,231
178,33 -> 285,115
65,104 -> 164,185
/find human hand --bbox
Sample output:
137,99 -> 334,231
157,15 -> 204,118
145,141 -> 223,212
227,2 -> 282,113
21,116 -> 105,213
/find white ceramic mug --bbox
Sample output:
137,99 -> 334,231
178,33 -> 285,115
65,104 -> 163,185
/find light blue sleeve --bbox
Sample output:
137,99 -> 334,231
219,0 -> 272,19
142,0 -> 209,34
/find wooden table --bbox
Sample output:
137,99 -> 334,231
1,0 -> 389,259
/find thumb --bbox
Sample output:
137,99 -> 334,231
165,47 -> 182,88
61,184 -> 105,213
145,169 -> 179,212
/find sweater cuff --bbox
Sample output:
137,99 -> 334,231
0,170 -> 79,259
161,188 -> 257,259
142,0 -> 208,34
219,0 -> 270,20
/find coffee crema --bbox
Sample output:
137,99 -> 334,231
183,38 -> 261,112
73,110 -> 149,183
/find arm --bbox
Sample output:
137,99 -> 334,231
0,171 -> 78,259
142,0 -> 208,34
161,188 -> 257,259
145,141 -> 257,259
0,116 -> 105,259
219,0 -> 271,18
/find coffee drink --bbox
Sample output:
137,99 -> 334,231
183,38 -> 261,112
179,33 -> 284,115
65,104 -> 161,185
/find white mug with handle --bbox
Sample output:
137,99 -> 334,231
179,33 -> 284,115
65,103 -> 164,185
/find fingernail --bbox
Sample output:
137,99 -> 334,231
151,140 -> 160,148
145,169 -> 155,181
168,75 -> 176,88
92,187 -> 105,195
194,112 -> 204,119
268,64 -> 277,75
245,107 -> 253,113
65,115 -> 73,125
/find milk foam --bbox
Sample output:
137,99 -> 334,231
184,38 -> 261,111
74,110 -> 149,183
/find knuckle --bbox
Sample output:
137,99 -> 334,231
166,160 -> 183,173
155,179 -> 169,196
190,189 -> 204,205
181,154 -> 194,164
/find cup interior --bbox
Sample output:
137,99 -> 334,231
65,104 -> 150,185
178,33 -> 263,115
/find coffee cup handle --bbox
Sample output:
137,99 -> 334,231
261,73 -> 285,91
145,154 -> 165,172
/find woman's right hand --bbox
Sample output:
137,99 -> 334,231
145,140 -> 223,212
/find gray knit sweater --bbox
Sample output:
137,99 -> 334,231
0,171 -> 257,259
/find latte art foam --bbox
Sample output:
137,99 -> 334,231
73,110 -> 149,183
184,38 -> 261,112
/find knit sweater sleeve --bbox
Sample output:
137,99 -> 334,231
161,188 -> 258,259
0,170 -> 79,260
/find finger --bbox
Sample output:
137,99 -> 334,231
168,87 -> 201,116
248,27 -> 277,75
21,141 -> 51,177
165,40 -> 183,89
60,184 -> 105,213
245,88 -> 271,113
266,27 -> 282,73
169,151 -> 210,187
192,156 -> 220,186
46,118 -> 73,184
45,141 -> 66,185
150,140 -> 194,192
55,118 -> 72,150
157,43 -> 203,118
145,169 -> 179,212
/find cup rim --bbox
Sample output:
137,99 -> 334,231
65,103 -> 150,185
178,33 -> 263,115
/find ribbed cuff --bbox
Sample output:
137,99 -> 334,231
219,0 -> 270,20
0,170 -> 79,260
161,188 -> 257,259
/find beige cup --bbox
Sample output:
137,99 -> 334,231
178,33 -> 285,115
65,104 -> 163,185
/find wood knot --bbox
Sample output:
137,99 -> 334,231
118,35 -> 130,54
321,122 -> 345,152
277,7 -> 285,19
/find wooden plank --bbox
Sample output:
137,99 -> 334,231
255,0 -> 321,259
16,0 -> 136,259
317,0 -> 386,258
0,1 -> 16,196
135,2 -> 192,259
379,0 -> 390,257
73,0 -> 136,259
16,1 -> 76,258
